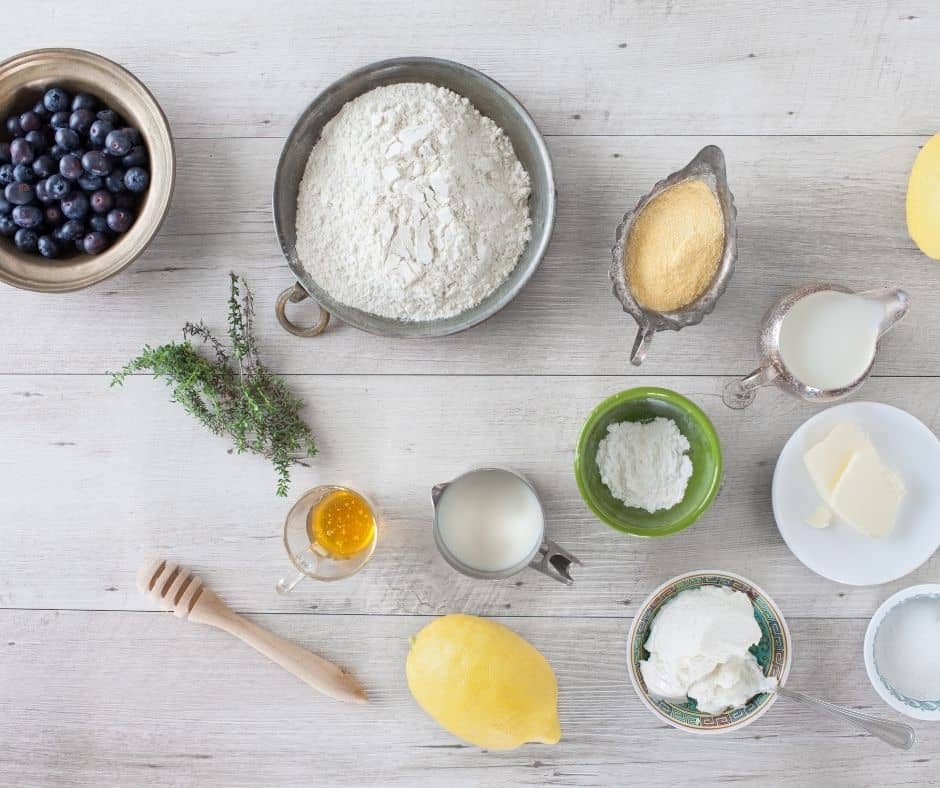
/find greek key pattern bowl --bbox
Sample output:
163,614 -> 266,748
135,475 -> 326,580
627,570 -> 792,734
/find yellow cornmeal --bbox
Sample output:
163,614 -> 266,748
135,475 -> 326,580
625,179 -> 724,312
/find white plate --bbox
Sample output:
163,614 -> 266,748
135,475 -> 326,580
772,402 -> 940,585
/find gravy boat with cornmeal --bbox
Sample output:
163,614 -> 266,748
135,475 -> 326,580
610,145 -> 737,366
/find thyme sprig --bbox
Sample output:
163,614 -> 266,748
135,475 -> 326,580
111,273 -> 315,496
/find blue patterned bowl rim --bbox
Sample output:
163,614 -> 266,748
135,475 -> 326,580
627,570 -> 792,735
865,584 -> 940,721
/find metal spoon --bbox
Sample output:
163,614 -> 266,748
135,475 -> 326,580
777,686 -> 914,749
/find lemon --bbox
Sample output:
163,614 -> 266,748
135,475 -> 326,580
406,613 -> 561,750
907,133 -> 940,259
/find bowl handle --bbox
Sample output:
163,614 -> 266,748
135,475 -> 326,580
630,325 -> 655,366
276,283 -> 331,337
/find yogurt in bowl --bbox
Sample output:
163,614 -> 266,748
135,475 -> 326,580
627,571 -> 791,734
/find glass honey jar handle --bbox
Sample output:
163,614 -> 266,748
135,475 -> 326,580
276,570 -> 307,595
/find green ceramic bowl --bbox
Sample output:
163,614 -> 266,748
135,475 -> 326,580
627,571 -> 792,734
574,387 -> 722,536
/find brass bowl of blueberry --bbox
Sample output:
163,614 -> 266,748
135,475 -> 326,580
0,48 -> 174,292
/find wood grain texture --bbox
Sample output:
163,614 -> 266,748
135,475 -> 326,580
8,0 -> 940,137
1,610 -> 934,787
3,2 -> 939,786
3,374 -> 938,619
0,135 -> 934,376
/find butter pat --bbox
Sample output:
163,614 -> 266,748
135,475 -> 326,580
804,422 -> 869,497
830,449 -> 905,538
802,423 -> 905,538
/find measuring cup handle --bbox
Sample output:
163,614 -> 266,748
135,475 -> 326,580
630,325 -> 655,366
722,365 -> 778,409
529,539 -> 582,585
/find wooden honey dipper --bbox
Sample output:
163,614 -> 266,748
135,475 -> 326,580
136,559 -> 367,704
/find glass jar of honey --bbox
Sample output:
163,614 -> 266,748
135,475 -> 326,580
276,485 -> 378,594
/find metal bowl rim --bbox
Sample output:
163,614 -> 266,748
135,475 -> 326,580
272,56 -> 556,337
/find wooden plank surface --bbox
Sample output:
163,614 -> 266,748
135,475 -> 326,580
0,135 -> 933,376
7,0 -> 940,137
2,611 -> 937,788
2,1 -> 938,786
2,374 -> 939,619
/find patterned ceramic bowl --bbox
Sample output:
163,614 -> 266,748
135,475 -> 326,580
627,571 -> 792,734
865,584 -> 940,721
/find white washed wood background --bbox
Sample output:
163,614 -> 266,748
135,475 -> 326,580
2,2 -> 939,786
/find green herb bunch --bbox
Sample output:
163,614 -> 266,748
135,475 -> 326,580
111,273 -> 315,496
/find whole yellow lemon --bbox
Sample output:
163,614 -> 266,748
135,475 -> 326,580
406,613 -> 561,750
907,133 -> 940,259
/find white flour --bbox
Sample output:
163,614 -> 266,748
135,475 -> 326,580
596,417 -> 693,513
295,83 -> 531,321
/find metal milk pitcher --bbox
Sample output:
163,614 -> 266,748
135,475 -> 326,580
722,283 -> 910,409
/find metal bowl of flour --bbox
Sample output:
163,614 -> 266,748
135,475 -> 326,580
272,57 -> 556,338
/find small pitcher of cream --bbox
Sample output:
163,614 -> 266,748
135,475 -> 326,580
431,467 -> 581,585
610,145 -> 738,365
723,284 -> 910,409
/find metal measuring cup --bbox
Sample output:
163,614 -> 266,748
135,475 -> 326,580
610,145 -> 738,366
430,467 -> 581,585
722,283 -> 910,409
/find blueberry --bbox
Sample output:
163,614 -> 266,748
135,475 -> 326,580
19,111 -> 41,133
44,203 -> 64,226
56,219 -> 84,241
69,108 -> 95,135
13,164 -> 36,184
37,234 -> 59,258
104,129 -> 133,157
96,109 -> 120,126
5,116 -> 22,136
0,197 -> 10,215
50,111 -> 70,129
105,168 -> 125,193
124,167 -> 149,193
14,227 -> 38,252
32,100 -> 49,118
86,119 -> 111,148
121,127 -> 141,146
113,191 -> 135,209
4,181 -> 34,205
34,179 -> 51,203
55,128 -> 80,151
0,214 -> 16,237
10,138 -> 34,166
71,93 -> 96,112
61,191 -> 89,220
121,146 -> 147,167
89,189 -> 113,214
12,204 -> 43,228
59,154 -> 83,181
77,173 -> 103,191
48,144 -> 64,160
0,142 -> 9,163
25,130 -> 47,152
45,174 -> 70,199
106,207 -> 134,233
89,213 -> 109,233
32,154 -> 55,178
82,231 -> 109,254
44,87 -> 70,113
0,163 -> 14,186
82,150 -> 112,177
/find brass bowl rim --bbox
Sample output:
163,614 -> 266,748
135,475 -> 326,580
0,47 -> 175,292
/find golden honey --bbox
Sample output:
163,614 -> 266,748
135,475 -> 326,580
307,488 -> 376,558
